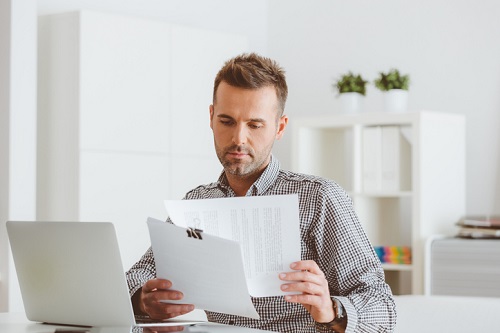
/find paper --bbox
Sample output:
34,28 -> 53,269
147,217 -> 259,319
164,194 -> 301,297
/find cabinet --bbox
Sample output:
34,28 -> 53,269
427,237 -> 500,297
291,111 -> 465,294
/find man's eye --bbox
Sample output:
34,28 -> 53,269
249,123 -> 263,129
220,119 -> 233,126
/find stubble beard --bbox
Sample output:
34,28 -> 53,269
216,144 -> 270,178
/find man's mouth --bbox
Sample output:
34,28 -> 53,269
227,151 -> 248,158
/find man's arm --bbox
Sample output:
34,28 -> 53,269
311,184 -> 397,332
292,182 -> 396,332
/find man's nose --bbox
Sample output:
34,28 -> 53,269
232,124 -> 247,145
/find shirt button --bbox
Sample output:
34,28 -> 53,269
229,320 -> 235,325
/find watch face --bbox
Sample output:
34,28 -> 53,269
333,299 -> 341,318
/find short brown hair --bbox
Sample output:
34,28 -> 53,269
213,53 -> 288,115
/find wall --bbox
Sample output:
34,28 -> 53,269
268,0 -> 500,216
0,0 -> 11,313
37,0 -> 268,53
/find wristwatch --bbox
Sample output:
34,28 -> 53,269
315,298 -> 346,330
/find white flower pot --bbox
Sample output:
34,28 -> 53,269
384,89 -> 409,112
339,92 -> 364,113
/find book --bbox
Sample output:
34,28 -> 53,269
374,245 -> 412,264
457,227 -> 500,239
457,216 -> 500,229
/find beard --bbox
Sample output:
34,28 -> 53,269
215,143 -> 272,178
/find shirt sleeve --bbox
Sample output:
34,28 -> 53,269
309,182 -> 397,333
126,246 -> 156,297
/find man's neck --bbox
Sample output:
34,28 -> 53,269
226,172 -> 260,197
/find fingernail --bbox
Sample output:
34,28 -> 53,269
290,262 -> 297,269
284,295 -> 292,301
279,273 -> 286,279
281,284 -> 288,290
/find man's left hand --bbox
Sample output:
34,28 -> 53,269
279,260 -> 334,323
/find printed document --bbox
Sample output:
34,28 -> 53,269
163,194 -> 301,297
148,194 -> 301,318
147,217 -> 259,319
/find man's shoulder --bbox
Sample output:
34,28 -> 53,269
276,169 -> 350,199
184,181 -> 225,199
278,169 -> 341,189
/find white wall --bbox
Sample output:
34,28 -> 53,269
37,0 -> 268,54
0,0 -> 11,313
268,0 -> 500,216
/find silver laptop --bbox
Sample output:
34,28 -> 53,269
6,221 -> 201,328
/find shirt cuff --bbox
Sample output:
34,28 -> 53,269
333,296 -> 358,333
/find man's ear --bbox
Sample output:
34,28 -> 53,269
276,115 -> 288,140
209,105 -> 214,129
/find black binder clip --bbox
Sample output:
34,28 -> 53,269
186,227 -> 203,240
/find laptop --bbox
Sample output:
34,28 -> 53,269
6,221 -> 204,328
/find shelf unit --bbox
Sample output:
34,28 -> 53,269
291,110 -> 465,294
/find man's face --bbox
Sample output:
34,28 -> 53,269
210,82 -> 287,179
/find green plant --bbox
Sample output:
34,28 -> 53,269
374,69 -> 410,91
334,72 -> 368,96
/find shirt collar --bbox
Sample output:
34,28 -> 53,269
217,155 -> 281,196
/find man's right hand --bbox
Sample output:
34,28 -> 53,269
137,278 -> 195,320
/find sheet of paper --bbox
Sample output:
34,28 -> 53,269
164,194 -> 301,297
147,217 -> 259,319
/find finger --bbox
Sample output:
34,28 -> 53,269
281,279 -> 326,295
279,270 -> 325,286
146,289 -> 185,302
143,279 -> 173,292
290,260 -> 323,275
284,293 -> 323,306
146,303 -> 195,320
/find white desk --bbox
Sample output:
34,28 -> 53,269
0,313 -> 273,333
394,295 -> 500,332
7,296 -> 500,333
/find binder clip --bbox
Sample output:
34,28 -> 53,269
186,227 -> 203,240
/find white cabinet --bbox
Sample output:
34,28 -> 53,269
291,111 -> 465,294
37,10 -> 247,269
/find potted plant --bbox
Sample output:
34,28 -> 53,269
334,72 -> 368,113
374,69 -> 410,112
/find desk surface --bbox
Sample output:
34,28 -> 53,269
0,313 -> 273,333
394,295 -> 500,333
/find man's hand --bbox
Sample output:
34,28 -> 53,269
138,279 -> 195,320
279,260 -> 334,323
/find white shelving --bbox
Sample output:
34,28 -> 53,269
291,111 -> 465,294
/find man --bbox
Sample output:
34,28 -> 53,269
127,53 -> 396,333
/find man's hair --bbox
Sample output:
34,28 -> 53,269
213,53 -> 288,116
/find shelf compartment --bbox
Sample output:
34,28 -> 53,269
295,126 -> 354,191
354,196 -> 412,247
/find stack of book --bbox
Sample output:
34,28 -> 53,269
456,216 -> 500,239
374,246 -> 411,265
